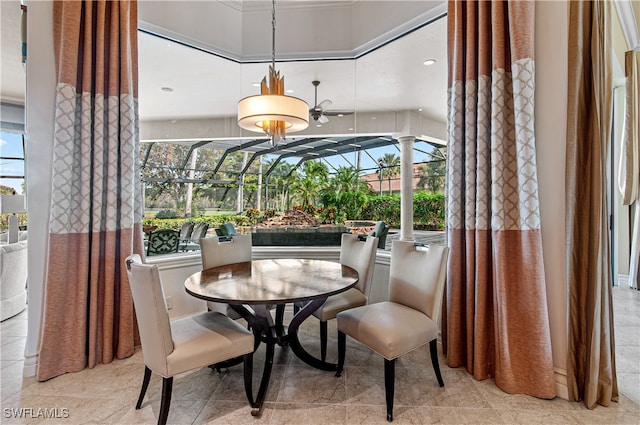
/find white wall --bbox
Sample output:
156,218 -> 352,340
23,0 -> 55,377
535,1 -> 569,399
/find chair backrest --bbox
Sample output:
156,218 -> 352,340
200,234 -> 252,269
146,229 -> 180,256
190,222 -> 210,242
339,233 -> 378,298
388,240 -> 448,320
179,222 -> 195,241
125,254 -> 174,375
219,222 -> 238,236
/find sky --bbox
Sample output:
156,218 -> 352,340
0,131 -> 25,195
268,141 -> 440,176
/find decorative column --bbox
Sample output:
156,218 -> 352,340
398,135 -> 415,241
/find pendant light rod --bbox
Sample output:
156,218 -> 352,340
237,0 -> 309,145
272,0 -> 276,71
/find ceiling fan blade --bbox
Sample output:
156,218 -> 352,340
318,115 -> 329,124
317,99 -> 332,111
323,109 -> 355,117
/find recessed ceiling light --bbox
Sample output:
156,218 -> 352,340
418,108 -> 423,112
316,124 -> 322,127
337,113 -> 344,117
286,89 -> 294,94
423,59 -> 437,66
370,117 -> 376,120
252,82 -> 261,87
161,87 -> 173,92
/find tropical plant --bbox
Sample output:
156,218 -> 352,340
319,166 -> 370,222
377,153 -> 400,195
290,160 -> 329,212
417,160 -> 446,193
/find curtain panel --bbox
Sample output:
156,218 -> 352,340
565,0 -> 618,408
444,0 -> 556,398
37,0 -> 143,381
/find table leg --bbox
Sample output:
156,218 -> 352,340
287,297 -> 339,371
229,304 -> 276,416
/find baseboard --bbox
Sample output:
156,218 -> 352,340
23,350 -> 38,377
554,367 -> 568,400
617,274 -> 629,286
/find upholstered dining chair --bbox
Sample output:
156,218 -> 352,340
200,234 -> 252,318
125,254 -> 255,425
303,233 -> 378,362
336,240 -> 449,422
146,229 -> 180,256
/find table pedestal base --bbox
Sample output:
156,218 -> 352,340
230,297 -> 338,415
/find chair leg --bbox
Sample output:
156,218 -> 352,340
136,366 -> 152,409
243,353 -> 255,407
336,331 -> 346,377
429,339 -> 445,387
158,376 -> 173,425
384,358 -> 395,422
319,320 -> 328,362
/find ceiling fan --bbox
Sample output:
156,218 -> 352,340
309,80 -> 354,124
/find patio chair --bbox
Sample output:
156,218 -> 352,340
146,229 -> 180,256
178,222 -> 194,243
368,220 -> 389,249
336,240 -> 449,422
218,222 -> 238,237
182,222 -> 210,251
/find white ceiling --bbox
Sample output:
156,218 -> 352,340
1,1 -> 448,132
137,1 -> 449,128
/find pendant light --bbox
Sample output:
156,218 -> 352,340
237,0 -> 309,146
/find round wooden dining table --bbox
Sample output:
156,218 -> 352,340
184,258 -> 359,415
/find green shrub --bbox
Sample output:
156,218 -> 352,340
413,191 -> 445,230
155,209 -> 177,219
360,195 -> 401,227
360,192 -> 445,230
245,208 -> 260,225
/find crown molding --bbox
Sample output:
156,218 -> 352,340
139,1 -> 447,63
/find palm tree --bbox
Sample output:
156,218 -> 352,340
320,166 -> 369,221
417,160 -> 446,193
377,153 -> 400,195
290,160 -> 329,212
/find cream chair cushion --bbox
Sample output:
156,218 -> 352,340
337,301 -> 438,360
337,241 -> 448,361
166,311 -> 254,377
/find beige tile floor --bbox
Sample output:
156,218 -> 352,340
1,285 -> 639,425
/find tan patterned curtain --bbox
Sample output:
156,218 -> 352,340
566,0 -> 618,408
444,0 -> 556,398
619,50 -> 640,290
37,0 -> 143,381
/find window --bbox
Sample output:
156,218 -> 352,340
0,131 -> 25,195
